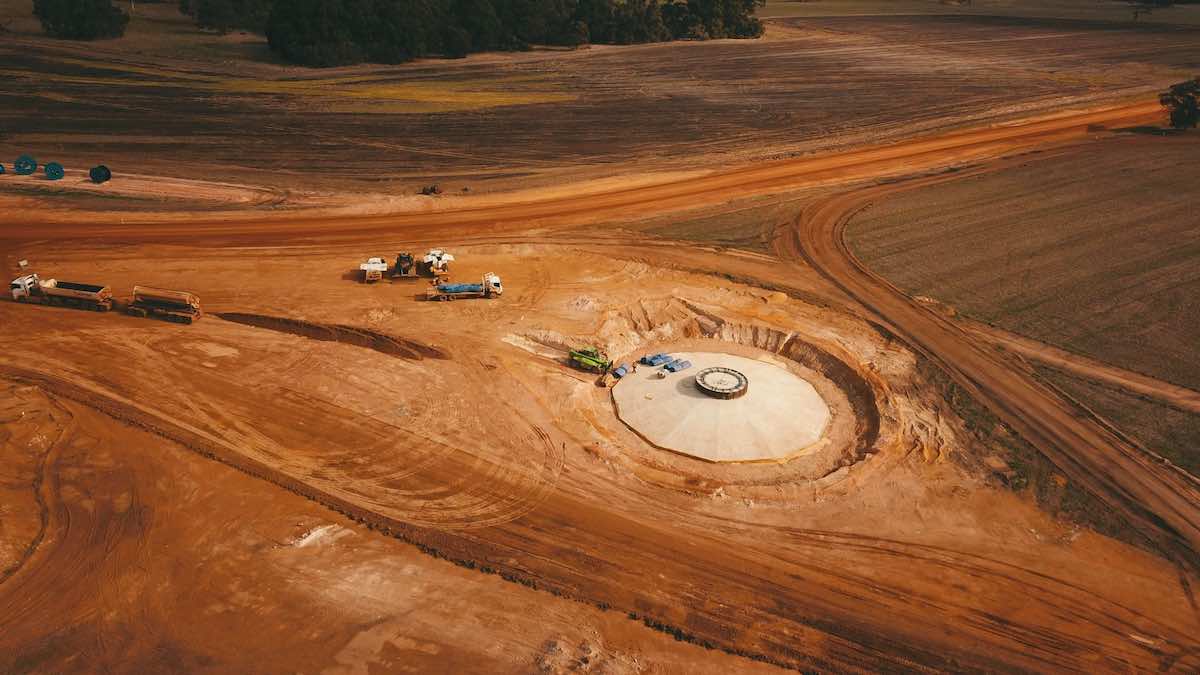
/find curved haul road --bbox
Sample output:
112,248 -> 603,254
776,182 -> 1200,576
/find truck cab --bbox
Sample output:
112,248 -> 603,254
10,274 -> 41,301
360,257 -> 389,283
486,273 -> 504,296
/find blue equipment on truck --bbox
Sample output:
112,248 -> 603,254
426,273 -> 503,301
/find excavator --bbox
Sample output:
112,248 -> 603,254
569,346 -> 611,373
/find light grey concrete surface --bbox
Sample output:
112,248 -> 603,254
612,352 -> 830,462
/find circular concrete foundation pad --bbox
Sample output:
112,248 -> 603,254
613,352 -> 830,462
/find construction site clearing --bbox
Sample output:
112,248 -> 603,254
2,9 -> 1199,668
3,205 -> 1199,673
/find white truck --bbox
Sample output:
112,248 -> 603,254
418,249 -> 454,277
10,273 -> 113,311
425,273 -> 504,301
359,257 -> 389,283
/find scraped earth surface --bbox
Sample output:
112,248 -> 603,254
2,231 -> 1198,672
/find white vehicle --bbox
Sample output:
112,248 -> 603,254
359,257 -> 389,283
419,249 -> 455,277
10,273 -> 113,311
425,273 -> 503,301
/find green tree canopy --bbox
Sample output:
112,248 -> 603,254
33,0 -> 130,40
259,0 -> 764,67
1161,78 -> 1200,129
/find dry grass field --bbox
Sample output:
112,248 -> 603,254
761,0 -> 1200,24
847,134 -> 1200,390
1,0 -> 1195,200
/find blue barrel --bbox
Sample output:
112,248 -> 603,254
14,155 -> 36,176
0,163 -> 5,175
89,165 -> 112,184
44,162 -> 65,181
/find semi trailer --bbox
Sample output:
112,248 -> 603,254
10,274 -> 113,311
126,286 -> 203,324
425,273 -> 503,301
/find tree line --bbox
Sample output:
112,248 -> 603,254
262,0 -> 764,66
30,0 -> 764,65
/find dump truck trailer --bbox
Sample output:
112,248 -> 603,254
10,274 -> 113,311
126,286 -> 202,324
425,273 -> 503,301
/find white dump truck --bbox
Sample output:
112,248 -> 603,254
425,273 -> 503,301
9,273 -> 113,311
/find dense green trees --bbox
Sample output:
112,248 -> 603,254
180,0 -> 275,33
256,0 -> 765,66
1161,78 -> 1200,129
33,0 -> 130,40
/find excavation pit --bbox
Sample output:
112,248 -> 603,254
613,352 -> 830,462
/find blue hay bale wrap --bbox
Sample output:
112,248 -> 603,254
44,162 -> 65,181
89,165 -> 112,184
14,155 -> 36,175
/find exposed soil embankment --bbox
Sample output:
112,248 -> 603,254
216,312 -> 448,361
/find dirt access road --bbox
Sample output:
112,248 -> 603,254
9,99 -> 1162,238
776,170 -> 1200,577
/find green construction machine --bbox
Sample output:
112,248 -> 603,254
569,346 -> 611,373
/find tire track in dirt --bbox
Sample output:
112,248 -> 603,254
2,362 -> 1195,671
775,170 -> 1200,584
962,320 -> 1200,415
0,391 -> 70,588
